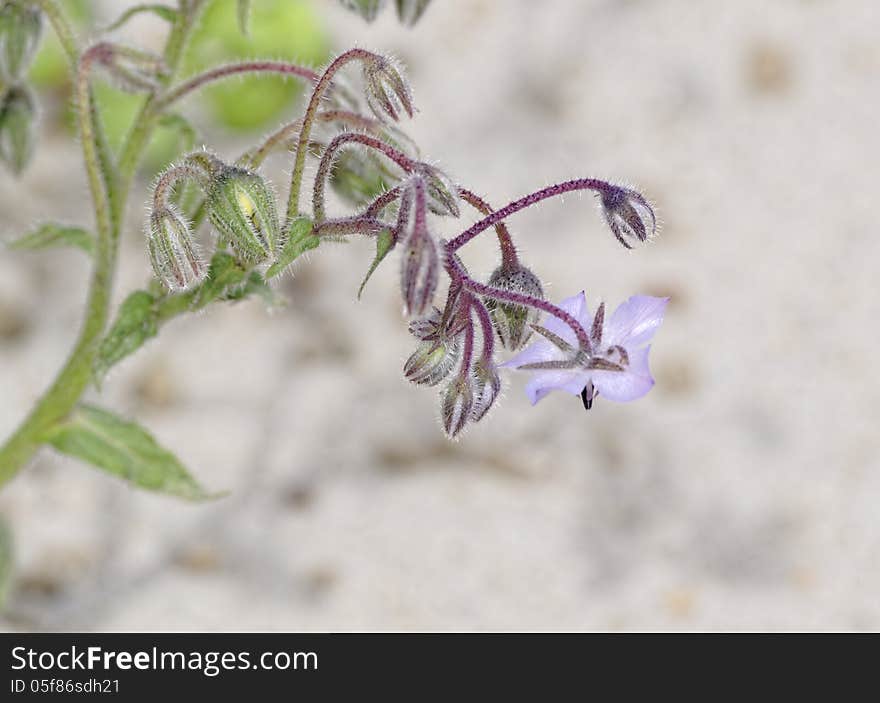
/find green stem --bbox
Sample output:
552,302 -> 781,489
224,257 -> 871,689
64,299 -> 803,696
0,2 -> 200,485
285,48 -> 377,227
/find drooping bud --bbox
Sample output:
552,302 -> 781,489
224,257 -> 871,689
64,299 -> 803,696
599,184 -> 657,249
85,42 -> 168,94
0,84 -> 36,175
395,0 -> 432,26
400,229 -> 439,316
397,177 -> 439,316
484,263 -> 544,351
0,1 -> 42,81
470,357 -> 501,422
363,54 -> 414,122
330,148 -> 395,208
147,207 -> 204,291
416,163 -> 460,217
206,166 -> 280,263
441,375 -> 475,438
404,336 -> 460,386
338,0 -> 386,22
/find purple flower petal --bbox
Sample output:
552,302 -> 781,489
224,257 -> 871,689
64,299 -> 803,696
592,345 -> 654,402
604,296 -> 668,348
541,291 -> 591,345
525,369 -> 590,405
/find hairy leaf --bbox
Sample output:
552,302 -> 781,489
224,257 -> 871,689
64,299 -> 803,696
93,291 -> 158,384
358,228 -> 394,299
7,223 -> 94,256
265,217 -> 319,278
45,405 -> 216,501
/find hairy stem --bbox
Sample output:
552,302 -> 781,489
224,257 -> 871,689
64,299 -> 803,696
0,3 -> 201,485
154,60 -> 320,112
445,253 -> 591,352
313,132 -> 415,223
285,48 -> 379,226
457,188 -> 518,268
448,178 -> 615,253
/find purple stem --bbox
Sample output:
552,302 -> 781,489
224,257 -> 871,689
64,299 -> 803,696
156,61 -> 320,110
448,178 -> 615,253
313,132 -> 416,222
457,188 -> 518,268
445,252 -> 591,353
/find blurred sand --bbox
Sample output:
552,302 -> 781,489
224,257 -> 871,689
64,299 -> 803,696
0,0 -> 878,631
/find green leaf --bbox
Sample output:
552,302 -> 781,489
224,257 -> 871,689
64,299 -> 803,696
229,271 -> 278,306
358,228 -> 394,299
7,223 -> 94,256
45,405 -> 217,501
104,4 -> 178,32
195,251 -> 249,305
93,291 -> 159,385
266,217 -> 318,279
0,515 -> 12,609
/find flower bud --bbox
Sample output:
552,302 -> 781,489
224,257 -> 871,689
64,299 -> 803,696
395,0 -> 432,26
330,148 -> 395,208
0,1 -> 42,81
0,84 -> 36,176
600,185 -> 657,249
400,226 -> 439,317
408,306 -> 443,340
416,163 -> 460,217
338,0 -> 386,22
470,358 -> 501,422
363,55 -> 414,122
147,207 -> 204,291
441,375 -> 475,438
404,336 -> 460,386
206,166 -> 280,263
484,263 -> 544,351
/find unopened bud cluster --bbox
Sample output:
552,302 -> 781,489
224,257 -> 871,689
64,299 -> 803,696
136,42 -> 661,439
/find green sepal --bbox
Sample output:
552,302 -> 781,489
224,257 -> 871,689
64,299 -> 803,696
357,228 -> 394,299
265,216 -> 318,279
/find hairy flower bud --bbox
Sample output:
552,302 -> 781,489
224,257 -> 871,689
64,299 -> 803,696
404,336 -> 460,387
0,84 -> 36,175
600,185 -> 657,249
338,0 -> 386,22
470,358 -> 501,422
416,163 -> 460,217
400,225 -> 439,317
147,207 -> 204,291
330,148 -> 395,207
395,0 -> 432,26
206,166 -> 280,263
0,1 -> 42,81
363,55 -> 414,122
441,375 -> 475,438
484,264 -> 544,351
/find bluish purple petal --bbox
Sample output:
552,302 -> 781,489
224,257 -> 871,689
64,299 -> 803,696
592,345 -> 654,402
499,336 -> 559,369
542,291 -> 591,346
604,296 -> 668,348
525,369 -> 591,405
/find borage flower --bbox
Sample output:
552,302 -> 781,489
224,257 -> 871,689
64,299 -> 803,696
501,292 -> 668,408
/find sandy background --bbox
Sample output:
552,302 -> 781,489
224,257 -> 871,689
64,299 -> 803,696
0,0 -> 878,631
